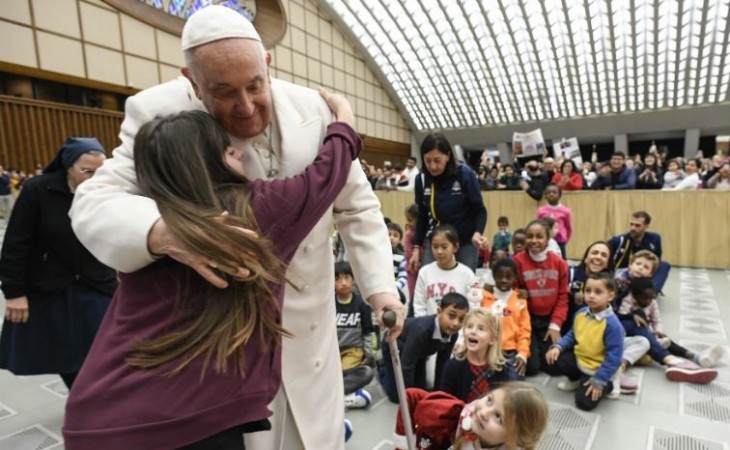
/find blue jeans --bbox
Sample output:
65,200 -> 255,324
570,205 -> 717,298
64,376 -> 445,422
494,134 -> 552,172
621,319 -> 669,363
653,261 -> 671,293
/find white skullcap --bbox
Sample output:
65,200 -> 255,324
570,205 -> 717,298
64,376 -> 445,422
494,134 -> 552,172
181,5 -> 261,51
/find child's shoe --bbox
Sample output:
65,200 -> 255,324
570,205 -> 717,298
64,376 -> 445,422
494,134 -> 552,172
697,345 -> 725,368
344,389 -> 372,409
665,359 -> 718,384
636,354 -> 653,366
619,372 -> 639,394
557,378 -> 581,392
658,337 -> 672,349
344,419 -> 353,442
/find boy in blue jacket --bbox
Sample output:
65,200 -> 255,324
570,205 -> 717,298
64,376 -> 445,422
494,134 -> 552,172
545,272 -> 623,411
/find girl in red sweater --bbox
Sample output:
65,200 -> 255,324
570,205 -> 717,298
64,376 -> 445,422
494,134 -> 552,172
513,219 -> 569,376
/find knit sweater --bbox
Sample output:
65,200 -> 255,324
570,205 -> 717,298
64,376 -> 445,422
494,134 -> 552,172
481,289 -> 531,359
513,251 -> 569,328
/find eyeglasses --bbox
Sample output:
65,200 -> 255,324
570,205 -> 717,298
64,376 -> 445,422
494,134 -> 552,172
73,165 -> 96,175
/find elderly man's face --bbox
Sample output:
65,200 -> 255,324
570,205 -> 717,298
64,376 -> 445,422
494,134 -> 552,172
183,38 -> 272,139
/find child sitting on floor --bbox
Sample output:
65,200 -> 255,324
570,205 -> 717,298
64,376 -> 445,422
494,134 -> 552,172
393,382 -> 548,450
481,259 -> 531,379
614,251 -> 719,384
439,308 -> 517,401
335,261 -> 376,410
545,272 -> 623,411
618,276 -> 724,369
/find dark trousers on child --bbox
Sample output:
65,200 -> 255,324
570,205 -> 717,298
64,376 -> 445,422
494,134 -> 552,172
344,364 -> 374,394
526,315 -> 553,376
177,420 -> 270,450
545,350 -> 613,411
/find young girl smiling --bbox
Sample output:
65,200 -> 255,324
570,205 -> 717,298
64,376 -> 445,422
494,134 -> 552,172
440,308 -> 516,402
513,219 -> 569,376
394,382 -> 548,450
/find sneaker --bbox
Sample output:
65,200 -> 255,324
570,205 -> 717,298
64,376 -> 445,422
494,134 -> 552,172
697,345 -> 725,368
658,337 -> 672,349
344,419 -> 353,442
344,389 -> 372,409
665,360 -> 718,384
636,354 -> 653,366
557,378 -> 581,392
619,373 -> 639,394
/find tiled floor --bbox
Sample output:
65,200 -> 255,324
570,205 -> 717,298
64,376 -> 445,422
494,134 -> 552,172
0,260 -> 728,449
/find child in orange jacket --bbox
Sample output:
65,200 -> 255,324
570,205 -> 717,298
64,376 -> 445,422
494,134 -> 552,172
481,258 -> 531,379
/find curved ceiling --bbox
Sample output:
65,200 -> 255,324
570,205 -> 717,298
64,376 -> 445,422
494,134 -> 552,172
321,0 -> 730,134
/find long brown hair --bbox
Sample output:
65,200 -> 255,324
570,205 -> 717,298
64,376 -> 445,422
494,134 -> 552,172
127,110 -> 288,377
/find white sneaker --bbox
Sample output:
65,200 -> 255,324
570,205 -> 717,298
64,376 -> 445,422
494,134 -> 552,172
698,345 -> 725,368
557,378 -> 581,392
344,389 -> 372,409
658,337 -> 672,349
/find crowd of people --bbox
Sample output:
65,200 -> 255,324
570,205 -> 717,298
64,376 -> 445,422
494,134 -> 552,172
365,146 -> 730,195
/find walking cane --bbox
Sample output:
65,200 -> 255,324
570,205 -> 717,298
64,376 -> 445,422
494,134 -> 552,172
382,310 -> 416,450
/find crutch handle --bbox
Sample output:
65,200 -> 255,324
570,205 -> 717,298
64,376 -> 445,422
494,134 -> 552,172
382,310 -> 397,328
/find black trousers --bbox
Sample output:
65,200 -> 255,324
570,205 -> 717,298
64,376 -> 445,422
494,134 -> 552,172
546,350 -> 613,411
526,316 -> 553,376
177,420 -> 270,450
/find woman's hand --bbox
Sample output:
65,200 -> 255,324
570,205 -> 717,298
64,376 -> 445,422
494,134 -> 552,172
471,232 -> 485,249
319,88 -> 354,128
4,296 -> 29,323
574,292 -> 585,305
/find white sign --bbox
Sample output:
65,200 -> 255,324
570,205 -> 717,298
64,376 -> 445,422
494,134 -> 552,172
554,137 -> 582,166
512,129 -> 546,159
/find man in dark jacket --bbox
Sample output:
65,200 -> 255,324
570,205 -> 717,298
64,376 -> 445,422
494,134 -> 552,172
606,152 -> 637,189
607,211 -> 670,293
519,160 -> 551,200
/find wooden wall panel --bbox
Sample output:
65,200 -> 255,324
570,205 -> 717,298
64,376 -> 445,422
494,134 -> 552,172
0,94 -> 122,171
376,190 -> 730,269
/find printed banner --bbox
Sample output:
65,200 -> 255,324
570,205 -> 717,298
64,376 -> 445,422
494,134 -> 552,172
554,137 -> 582,166
512,129 -> 546,159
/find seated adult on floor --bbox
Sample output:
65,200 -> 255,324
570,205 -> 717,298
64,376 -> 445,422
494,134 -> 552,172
607,211 -> 670,294
409,133 -> 486,272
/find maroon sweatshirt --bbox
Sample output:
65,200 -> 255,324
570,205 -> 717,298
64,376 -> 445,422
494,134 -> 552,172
63,123 -> 361,450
